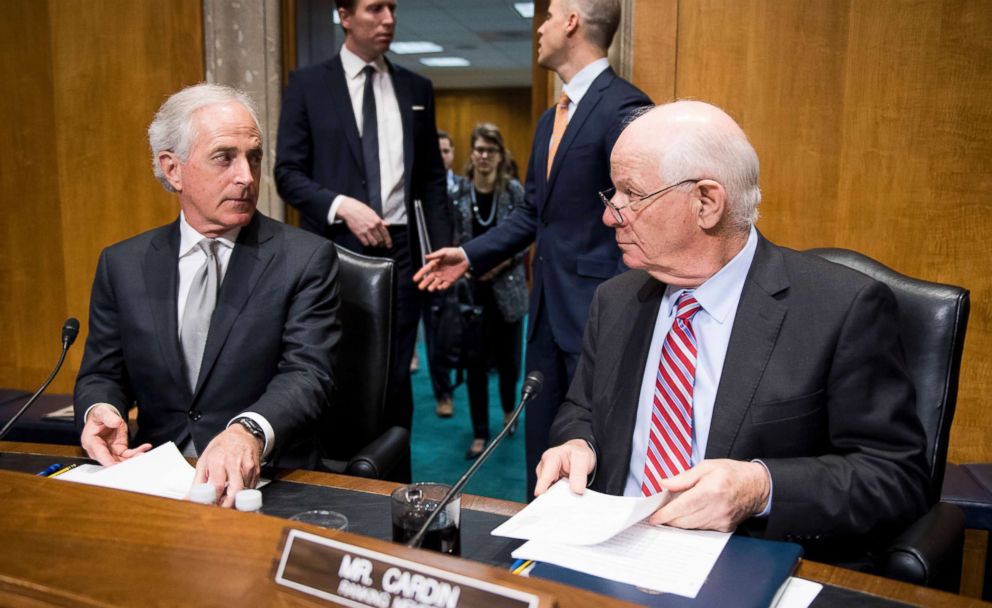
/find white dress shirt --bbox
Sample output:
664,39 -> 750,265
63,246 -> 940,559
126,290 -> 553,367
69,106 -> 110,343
558,57 -> 610,131
328,45 -> 406,226
624,227 -> 759,496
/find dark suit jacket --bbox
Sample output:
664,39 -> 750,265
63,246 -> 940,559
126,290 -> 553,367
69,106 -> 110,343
73,213 -> 342,470
551,235 -> 929,547
274,54 -> 452,262
462,67 -> 650,354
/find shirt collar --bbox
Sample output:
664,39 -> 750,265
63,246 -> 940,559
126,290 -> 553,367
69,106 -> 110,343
664,226 -> 758,323
340,44 -> 388,80
562,57 -> 610,107
178,211 -> 240,258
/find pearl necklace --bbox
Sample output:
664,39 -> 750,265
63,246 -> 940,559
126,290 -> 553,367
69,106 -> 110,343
471,186 -> 497,227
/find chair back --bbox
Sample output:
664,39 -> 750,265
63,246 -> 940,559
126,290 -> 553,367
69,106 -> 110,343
324,246 -> 394,459
807,248 -> 969,501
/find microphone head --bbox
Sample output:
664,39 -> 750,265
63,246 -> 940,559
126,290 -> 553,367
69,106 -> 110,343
521,371 -> 544,399
62,317 -> 80,347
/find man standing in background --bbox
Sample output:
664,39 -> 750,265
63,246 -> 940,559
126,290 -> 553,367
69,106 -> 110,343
275,0 -> 451,467
424,130 -> 463,418
415,0 -> 652,497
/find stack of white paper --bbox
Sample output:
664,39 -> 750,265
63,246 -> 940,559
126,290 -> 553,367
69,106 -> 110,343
56,442 -> 196,500
492,480 -> 731,598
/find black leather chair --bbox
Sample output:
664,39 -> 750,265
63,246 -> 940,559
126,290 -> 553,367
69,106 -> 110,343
319,246 -> 409,481
808,248 -> 970,591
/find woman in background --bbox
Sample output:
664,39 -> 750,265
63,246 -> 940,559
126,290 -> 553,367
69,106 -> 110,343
453,123 -> 528,459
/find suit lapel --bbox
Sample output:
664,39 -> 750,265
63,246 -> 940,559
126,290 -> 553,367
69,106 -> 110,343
326,55 -> 365,173
389,60 -> 415,203
605,276 -> 664,494
193,213 -> 276,397
546,68 -> 615,189
532,112 -> 554,209
706,236 -> 789,458
144,221 -> 186,393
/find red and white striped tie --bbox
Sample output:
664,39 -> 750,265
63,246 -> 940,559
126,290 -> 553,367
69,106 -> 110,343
642,291 -> 701,496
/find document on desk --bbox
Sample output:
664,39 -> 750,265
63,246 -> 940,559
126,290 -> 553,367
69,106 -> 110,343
491,479 -> 672,545
514,523 -> 731,598
56,442 -> 195,500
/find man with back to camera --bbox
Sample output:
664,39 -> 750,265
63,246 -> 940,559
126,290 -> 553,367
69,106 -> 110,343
415,0 -> 652,497
74,83 -> 341,507
534,101 -> 929,560
275,0 -> 451,458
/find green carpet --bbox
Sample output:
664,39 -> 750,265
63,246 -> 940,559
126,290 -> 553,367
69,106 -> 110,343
409,335 -> 527,503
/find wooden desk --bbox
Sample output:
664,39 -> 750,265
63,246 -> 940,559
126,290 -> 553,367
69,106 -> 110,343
0,442 -> 986,608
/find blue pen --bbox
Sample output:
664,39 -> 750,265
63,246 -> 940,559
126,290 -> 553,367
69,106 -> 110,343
36,463 -> 64,477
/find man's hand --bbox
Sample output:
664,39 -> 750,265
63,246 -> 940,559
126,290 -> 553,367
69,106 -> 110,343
648,459 -> 771,532
412,248 -> 469,291
192,425 -> 262,508
80,403 -> 151,466
336,196 -> 392,248
534,439 -> 597,497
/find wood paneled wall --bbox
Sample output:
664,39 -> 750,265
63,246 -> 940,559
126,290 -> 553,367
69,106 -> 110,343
0,0 -> 204,394
628,0 -> 992,462
434,88 -> 534,184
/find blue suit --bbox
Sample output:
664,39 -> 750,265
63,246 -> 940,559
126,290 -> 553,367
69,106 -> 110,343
275,54 -> 452,446
462,67 -> 651,495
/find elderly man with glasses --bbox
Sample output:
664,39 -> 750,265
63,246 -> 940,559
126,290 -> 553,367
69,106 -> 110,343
534,101 -> 929,562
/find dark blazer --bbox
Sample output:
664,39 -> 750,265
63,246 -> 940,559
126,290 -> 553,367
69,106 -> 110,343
551,235 -> 929,546
73,213 -> 342,470
451,179 -> 529,323
274,54 -> 452,262
462,67 -> 651,354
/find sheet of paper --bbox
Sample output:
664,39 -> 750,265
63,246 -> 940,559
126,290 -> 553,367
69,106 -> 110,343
491,479 -> 671,545
774,577 -> 822,608
57,442 -> 195,499
512,522 -> 731,598
42,404 -> 75,420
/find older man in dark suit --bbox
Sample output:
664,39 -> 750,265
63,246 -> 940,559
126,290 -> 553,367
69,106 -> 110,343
75,84 -> 341,507
415,0 -> 651,496
534,100 -> 929,559
275,0 -> 451,446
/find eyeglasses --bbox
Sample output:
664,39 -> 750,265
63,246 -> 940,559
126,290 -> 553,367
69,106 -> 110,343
598,179 -> 701,225
472,146 -> 501,157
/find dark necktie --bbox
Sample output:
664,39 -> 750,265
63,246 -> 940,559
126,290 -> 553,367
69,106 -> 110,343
362,65 -> 383,216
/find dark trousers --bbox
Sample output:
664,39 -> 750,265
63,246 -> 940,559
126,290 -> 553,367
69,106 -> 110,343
365,228 -> 419,482
422,292 -> 453,401
467,282 -> 522,441
524,300 -> 579,499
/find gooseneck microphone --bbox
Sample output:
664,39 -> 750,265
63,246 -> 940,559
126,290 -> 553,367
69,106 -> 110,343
407,371 -> 544,549
0,318 -> 80,442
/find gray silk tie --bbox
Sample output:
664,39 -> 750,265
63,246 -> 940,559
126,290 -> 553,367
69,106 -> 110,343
180,239 -> 219,391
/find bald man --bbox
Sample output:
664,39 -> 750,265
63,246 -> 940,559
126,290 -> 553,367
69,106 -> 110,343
535,101 -> 928,560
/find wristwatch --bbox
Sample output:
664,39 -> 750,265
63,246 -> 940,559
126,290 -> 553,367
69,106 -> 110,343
234,417 -> 265,455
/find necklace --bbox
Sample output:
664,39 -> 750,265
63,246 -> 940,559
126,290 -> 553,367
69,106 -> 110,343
471,186 -> 497,227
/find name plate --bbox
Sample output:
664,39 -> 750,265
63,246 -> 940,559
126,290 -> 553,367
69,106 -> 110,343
275,529 -> 542,608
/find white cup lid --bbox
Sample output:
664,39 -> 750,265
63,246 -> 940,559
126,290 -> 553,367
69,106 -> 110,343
188,483 -> 217,505
235,489 -> 263,512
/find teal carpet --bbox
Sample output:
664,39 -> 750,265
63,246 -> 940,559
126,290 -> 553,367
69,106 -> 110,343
409,333 -> 527,503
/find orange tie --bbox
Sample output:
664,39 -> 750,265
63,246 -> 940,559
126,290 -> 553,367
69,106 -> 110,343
546,92 -> 570,179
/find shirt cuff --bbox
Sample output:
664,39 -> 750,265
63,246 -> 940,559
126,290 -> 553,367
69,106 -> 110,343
83,403 -> 123,424
459,247 -> 471,268
228,412 -> 274,461
328,195 -> 345,224
752,459 -> 773,518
